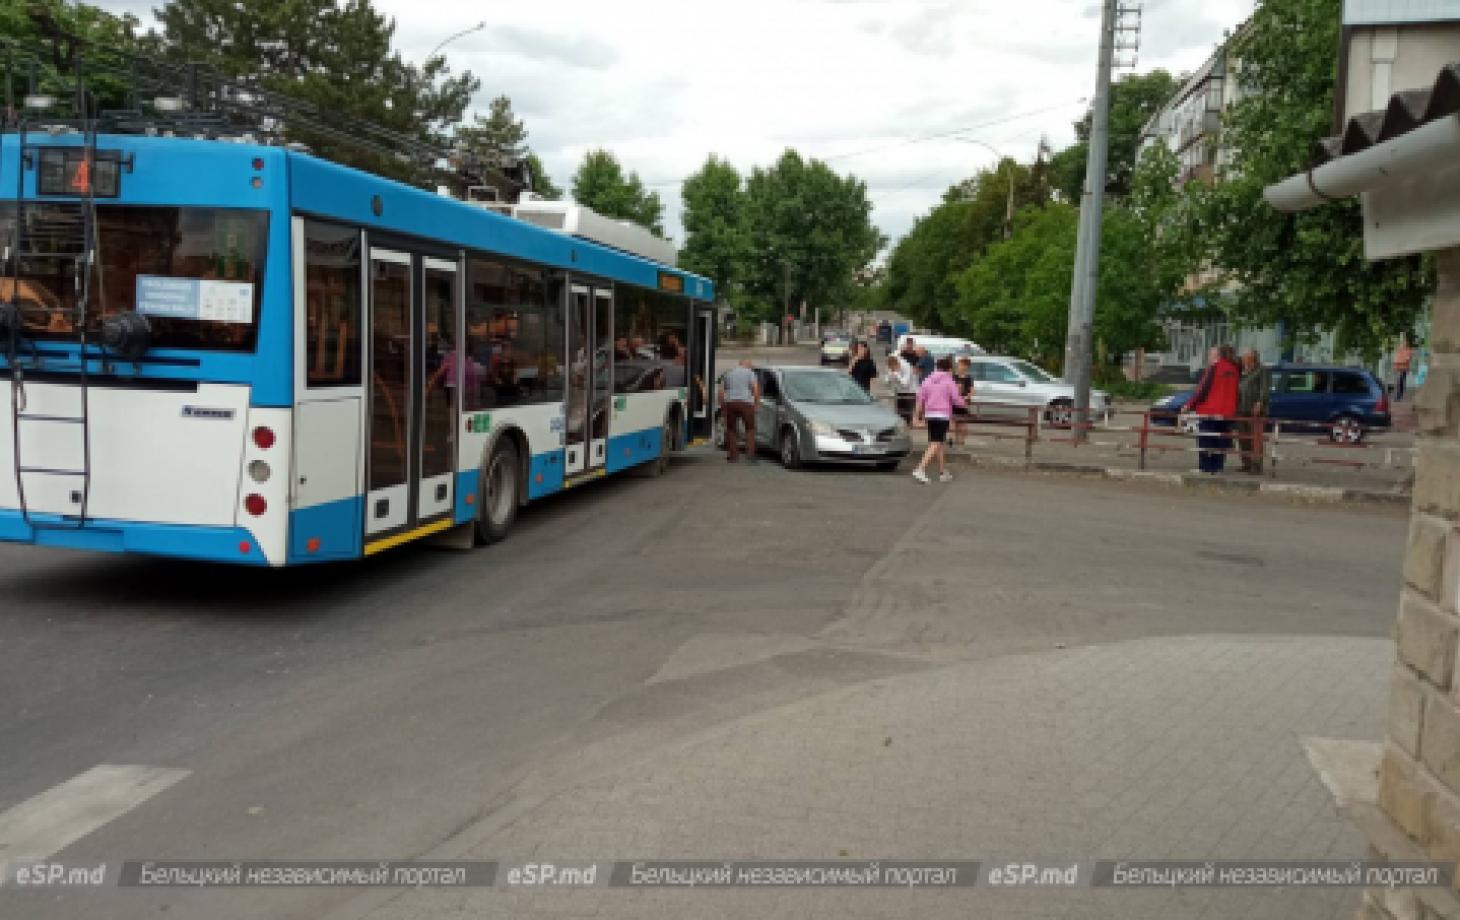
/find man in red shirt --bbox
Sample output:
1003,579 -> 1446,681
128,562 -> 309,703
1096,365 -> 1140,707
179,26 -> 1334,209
1188,345 -> 1241,474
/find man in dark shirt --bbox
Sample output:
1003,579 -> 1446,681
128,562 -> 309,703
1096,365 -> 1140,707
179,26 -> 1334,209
915,346 -> 935,383
848,342 -> 877,392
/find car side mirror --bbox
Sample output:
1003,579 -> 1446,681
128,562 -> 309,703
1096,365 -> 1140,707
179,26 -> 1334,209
1016,380 -> 1027,387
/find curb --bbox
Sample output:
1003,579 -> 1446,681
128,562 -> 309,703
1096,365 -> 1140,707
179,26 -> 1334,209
945,452 -> 1411,506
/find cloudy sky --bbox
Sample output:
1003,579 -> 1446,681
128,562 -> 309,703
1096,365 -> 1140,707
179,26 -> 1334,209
102,0 -> 1254,250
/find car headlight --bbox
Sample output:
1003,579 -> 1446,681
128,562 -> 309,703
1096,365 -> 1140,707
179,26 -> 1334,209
809,420 -> 836,437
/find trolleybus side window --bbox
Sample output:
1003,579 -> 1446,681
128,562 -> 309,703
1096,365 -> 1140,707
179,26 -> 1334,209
611,286 -> 690,393
463,257 -> 562,409
303,221 -> 361,386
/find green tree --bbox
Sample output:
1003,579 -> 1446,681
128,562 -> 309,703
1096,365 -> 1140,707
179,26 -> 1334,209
154,0 -> 478,184
1049,69 -> 1180,202
1192,0 -> 1429,355
884,159 -> 1044,332
679,155 -> 749,301
570,149 -> 664,235
955,145 -> 1189,364
455,95 -> 561,198
741,149 -> 882,323
0,0 -> 157,113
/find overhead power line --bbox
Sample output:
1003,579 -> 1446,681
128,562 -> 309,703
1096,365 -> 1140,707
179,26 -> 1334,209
644,97 -> 1088,189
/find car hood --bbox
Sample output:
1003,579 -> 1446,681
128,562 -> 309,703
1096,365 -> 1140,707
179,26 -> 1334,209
791,401 -> 901,428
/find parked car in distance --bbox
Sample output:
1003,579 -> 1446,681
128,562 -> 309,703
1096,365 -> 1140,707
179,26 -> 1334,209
820,331 -> 852,365
714,365 -> 912,469
925,355 -> 1112,428
889,333 -> 984,359
1149,365 -> 1391,442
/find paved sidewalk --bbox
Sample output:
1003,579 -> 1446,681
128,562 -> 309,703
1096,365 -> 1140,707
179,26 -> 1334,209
356,634 -> 1390,920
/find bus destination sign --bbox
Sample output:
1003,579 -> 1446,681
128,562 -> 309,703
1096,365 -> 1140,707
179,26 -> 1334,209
657,272 -> 684,294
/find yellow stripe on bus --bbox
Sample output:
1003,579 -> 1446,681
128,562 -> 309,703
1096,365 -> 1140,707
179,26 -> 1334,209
562,468 -> 607,489
363,517 -> 457,556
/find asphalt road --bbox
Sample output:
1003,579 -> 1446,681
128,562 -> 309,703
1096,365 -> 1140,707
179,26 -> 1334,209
0,374 -> 1408,919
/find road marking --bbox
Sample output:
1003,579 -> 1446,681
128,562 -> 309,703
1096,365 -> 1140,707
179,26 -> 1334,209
0,764 -> 190,884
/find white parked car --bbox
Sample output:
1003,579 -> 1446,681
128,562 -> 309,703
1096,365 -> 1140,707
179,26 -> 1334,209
963,355 -> 1112,427
889,333 -> 984,359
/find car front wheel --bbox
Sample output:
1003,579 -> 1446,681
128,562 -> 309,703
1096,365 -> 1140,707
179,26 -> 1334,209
780,426 -> 803,469
1330,414 -> 1365,444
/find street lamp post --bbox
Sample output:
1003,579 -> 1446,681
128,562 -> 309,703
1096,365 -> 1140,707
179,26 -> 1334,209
949,136 -> 1015,238
428,21 -> 488,61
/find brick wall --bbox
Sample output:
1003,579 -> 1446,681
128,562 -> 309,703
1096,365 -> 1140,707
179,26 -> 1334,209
1366,247 -> 1460,919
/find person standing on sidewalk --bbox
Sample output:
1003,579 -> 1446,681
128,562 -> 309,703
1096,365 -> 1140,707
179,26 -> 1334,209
914,345 -> 935,384
848,342 -> 878,393
719,358 -> 760,464
1188,345 -> 1240,475
1393,335 -> 1415,401
951,355 -> 974,445
911,356 -> 966,484
885,354 -> 915,421
1237,348 -> 1270,475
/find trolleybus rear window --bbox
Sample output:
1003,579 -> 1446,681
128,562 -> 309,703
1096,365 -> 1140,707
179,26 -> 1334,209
0,204 -> 266,352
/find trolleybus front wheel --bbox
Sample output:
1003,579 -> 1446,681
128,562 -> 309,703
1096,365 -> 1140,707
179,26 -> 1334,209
476,439 -> 520,544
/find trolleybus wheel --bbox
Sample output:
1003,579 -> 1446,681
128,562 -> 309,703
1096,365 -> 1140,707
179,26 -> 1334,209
476,439 -> 520,544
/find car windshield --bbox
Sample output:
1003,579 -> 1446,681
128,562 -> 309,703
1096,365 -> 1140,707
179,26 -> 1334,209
783,370 -> 873,404
1009,359 -> 1056,383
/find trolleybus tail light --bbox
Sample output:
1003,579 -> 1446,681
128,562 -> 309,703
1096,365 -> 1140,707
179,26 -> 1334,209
247,460 -> 271,483
252,426 -> 276,450
243,493 -> 267,517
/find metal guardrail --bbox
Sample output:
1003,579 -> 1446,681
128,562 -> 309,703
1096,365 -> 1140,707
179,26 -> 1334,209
884,395 -> 1414,479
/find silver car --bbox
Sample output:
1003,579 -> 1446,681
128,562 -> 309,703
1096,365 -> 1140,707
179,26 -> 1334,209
715,365 -> 912,470
964,355 -> 1112,427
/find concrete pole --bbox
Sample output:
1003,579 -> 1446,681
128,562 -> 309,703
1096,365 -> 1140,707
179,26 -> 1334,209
1063,0 -> 1118,441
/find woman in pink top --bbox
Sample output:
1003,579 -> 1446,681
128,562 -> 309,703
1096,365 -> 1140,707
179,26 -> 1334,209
912,356 -> 967,484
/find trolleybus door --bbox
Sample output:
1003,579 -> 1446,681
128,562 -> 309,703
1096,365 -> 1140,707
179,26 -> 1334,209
564,282 -> 612,477
366,248 -> 413,536
590,288 -> 612,469
564,284 -> 590,476
417,257 -> 459,521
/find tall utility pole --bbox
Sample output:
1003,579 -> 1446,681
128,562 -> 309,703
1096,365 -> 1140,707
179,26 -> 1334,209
1063,0 -> 1141,440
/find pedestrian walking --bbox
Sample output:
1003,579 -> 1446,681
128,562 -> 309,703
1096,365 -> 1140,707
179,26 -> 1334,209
1236,348 -> 1270,475
1393,335 -> 1415,401
1188,345 -> 1241,475
848,342 -> 877,392
718,358 -> 760,464
911,356 -> 966,484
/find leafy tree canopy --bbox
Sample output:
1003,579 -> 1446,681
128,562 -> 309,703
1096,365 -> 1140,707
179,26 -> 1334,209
741,149 -> 883,323
1049,69 -> 1180,202
1190,0 -> 1430,356
570,148 -> 664,236
679,155 -> 749,300
456,95 -> 562,199
154,0 -> 478,182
